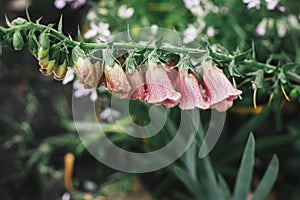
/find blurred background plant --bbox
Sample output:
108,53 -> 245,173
0,0 -> 299,199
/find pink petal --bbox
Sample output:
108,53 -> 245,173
145,62 -> 181,107
105,63 -> 131,99
127,67 -> 146,100
176,68 -> 209,110
211,99 -> 233,112
202,65 -> 242,106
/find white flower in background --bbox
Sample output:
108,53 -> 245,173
87,11 -> 97,21
84,22 -> 111,41
206,26 -> 216,37
73,80 -> 98,102
288,15 -> 300,29
100,107 -> 121,122
277,20 -> 289,37
118,5 -> 134,19
183,0 -> 200,10
151,24 -> 158,34
265,0 -> 280,10
243,0 -> 261,9
62,67 -> 75,85
256,19 -> 267,36
183,24 -> 199,43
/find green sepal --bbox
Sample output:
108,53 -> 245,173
125,55 -> 136,74
72,46 -> 86,62
6,33 -> 14,49
13,30 -> 24,50
27,30 -> 39,56
49,44 -> 61,62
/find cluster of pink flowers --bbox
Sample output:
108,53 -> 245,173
102,60 -> 242,112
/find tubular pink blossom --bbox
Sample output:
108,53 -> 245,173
176,68 -> 209,110
105,63 -> 131,99
145,61 -> 181,107
127,67 -> 146,100
202,65 -> 242,112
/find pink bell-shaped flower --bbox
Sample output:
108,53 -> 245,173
127,67 -> 146,100
105,63 -> 131,99
202,63 -> 242,112
176,68 -> 210,110
145,61 -> 181,107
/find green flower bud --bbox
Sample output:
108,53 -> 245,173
27,30 -> 39,57
38,32 -> 50,59
13,30 -> 24,50
11,17 -> 27,26
54,60 -> 67,80
39,59 -> 56,76
54,51 -> 68,80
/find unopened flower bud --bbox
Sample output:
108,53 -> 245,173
38,31 -> 50,59
72,46 -> 103,88
39,59 -> 56,76
105,63 -> 131,98
13,30 -> 24,50
72,46 -> 86,63
11,17 -> 27,26
54,51 -> 68,80
54,60 -> 67,80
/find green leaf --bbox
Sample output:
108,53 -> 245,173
217,174 -> 231,200
58,15 -> 63,33
174,166 -> 198,195
234,49 -> 251,65
252,155 -> 279,200
77,26 -> 84,43
233,133 -> 255,200
254,69 -> 264,89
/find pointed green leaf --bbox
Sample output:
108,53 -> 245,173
217,174 -> 231,200
5,15 -> 12,27
252,155 -> 279,200
25,4 -> 32,22
77,26 -> 84,43
251,40 -> 256,59
174,166 -> 198,195
234,49 -> 251,65
58,15 -> 63,33
233,133 -> 255,200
